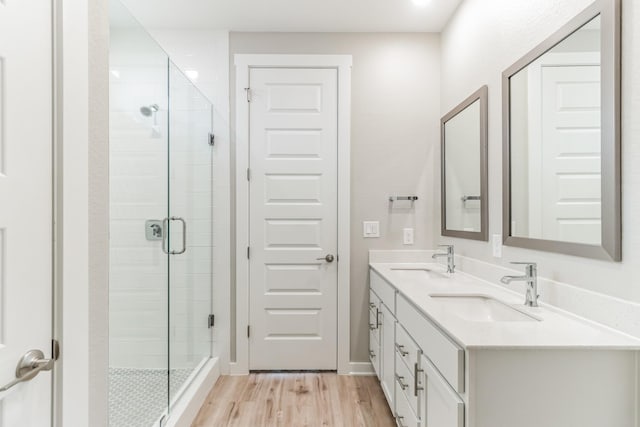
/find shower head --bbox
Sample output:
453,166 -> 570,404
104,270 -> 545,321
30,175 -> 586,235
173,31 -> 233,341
140,104 -> 159,117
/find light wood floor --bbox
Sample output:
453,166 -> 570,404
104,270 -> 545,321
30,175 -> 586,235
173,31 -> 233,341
191,373 -> 396,427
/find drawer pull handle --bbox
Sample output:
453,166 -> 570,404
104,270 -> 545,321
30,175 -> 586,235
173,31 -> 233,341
369,350 -> 376,359
414,363 -> 424,396
369,323 -> 377,331
369,302 -> 376,309
395,413 -> 408,427
395,343 -> 409,357
395,374 -> 409,390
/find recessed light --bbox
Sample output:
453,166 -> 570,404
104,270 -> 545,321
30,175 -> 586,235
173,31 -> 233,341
412,0 -> 431,7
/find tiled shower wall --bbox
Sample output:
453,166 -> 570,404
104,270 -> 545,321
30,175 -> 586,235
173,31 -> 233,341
109,38 -> 170,369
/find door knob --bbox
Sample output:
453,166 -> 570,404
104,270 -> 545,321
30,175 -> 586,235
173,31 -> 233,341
316,254 -> 335,263
0,350 -> 54,392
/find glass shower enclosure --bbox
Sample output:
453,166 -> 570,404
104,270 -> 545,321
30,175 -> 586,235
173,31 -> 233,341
109,1 -> 214,425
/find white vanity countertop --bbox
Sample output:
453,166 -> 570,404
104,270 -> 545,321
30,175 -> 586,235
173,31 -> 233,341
370,262 -> 640,350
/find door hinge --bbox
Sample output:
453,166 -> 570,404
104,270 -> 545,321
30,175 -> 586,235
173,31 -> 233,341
247,325 -> 251,338
52,339 -> 60,361
244,87 -> 251,102
246,168 -> 251,181
208,132 -> 215,146
208,314 -> 215,329
247,246 -> 250,259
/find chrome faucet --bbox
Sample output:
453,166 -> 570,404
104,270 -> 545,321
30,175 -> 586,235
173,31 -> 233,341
500,262 -> 539,307
432,245 -> 455,273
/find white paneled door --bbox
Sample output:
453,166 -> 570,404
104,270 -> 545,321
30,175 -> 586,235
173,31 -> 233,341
0,0 -> 54,425
249,68 -> 338,370
540,64 -> 601,244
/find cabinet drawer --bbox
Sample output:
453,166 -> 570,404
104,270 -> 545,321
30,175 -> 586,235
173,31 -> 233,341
395,323 -> 421,374
370,269 -> 396,312
397,294 -> 464,393
421,355 -> 464,427
395,351 -> 420,416
395,380 -> 420,427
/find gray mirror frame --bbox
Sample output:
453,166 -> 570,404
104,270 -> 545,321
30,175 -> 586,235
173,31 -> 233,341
502,0 -> 621,261
441,85 -> 489,241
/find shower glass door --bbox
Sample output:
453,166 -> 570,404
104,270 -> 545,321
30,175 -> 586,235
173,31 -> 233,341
167,61 -> 214,408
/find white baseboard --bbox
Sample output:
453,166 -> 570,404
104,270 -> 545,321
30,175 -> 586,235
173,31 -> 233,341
229,361 -> 374,376
344,362 -> 375,375
228,361 -> 248,376
166,358 -> 220,427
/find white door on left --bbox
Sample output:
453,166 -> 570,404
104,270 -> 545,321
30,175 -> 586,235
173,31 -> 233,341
0,0 -> 54,425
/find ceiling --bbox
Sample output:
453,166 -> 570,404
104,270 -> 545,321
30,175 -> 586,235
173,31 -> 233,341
120,0 -> 463,32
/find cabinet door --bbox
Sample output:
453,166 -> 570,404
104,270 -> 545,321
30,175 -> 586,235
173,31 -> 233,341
369,292 -> 381,377
421,355 -> 464,427
380,303 -> 396,409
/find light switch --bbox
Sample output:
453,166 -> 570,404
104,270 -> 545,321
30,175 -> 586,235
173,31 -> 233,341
363,221 -> 380,238
403,228 -> 414,245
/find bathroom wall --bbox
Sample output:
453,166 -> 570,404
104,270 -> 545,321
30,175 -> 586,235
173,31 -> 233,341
439,0 -> 640,337
229,32 -> 441,362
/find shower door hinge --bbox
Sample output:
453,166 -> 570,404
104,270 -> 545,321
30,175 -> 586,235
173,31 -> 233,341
247,246 -> 250,259
208,132 -> 215,146
244,87 -> 251,102
208,314 -> 215,329
247,325 -> 251,338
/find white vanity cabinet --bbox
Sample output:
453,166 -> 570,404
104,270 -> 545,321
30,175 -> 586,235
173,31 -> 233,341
369,266 -> 640,427
370,268 -> 462,427
369,272 -> 397,409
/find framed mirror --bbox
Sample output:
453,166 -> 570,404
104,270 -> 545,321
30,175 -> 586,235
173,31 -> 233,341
502,0 -> 621,261
441,86 -> 488,241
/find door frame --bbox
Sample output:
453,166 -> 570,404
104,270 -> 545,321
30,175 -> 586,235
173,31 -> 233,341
233,54 -> 352,375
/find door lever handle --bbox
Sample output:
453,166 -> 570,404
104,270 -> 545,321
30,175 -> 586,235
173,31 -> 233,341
316,254 -> 335,263
0,350 -> 54,393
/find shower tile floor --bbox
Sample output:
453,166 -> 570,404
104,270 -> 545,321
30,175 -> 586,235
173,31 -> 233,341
109,367 -> 192,427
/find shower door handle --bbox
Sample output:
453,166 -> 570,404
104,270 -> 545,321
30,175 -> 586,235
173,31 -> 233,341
161,217 -> 187,255
172,217 -> 187,254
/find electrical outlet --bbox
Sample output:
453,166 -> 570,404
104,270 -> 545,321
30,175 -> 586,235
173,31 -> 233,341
403,228 -> 414,245
492,234 -> 503,258
363,221 -> 380,238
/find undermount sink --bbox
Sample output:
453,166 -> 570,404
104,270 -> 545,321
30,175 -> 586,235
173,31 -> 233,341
429,294 -> 540,322
390,268 -> 448,280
